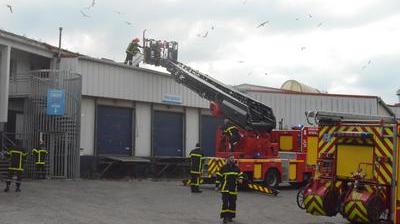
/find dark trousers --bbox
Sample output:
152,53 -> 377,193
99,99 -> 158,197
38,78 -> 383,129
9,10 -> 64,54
5,170 -> 23,189
190,174 -> 200,192
220,192 -> 237,219
229,139 -> 238,152
35,164 -> 46,179
125,53 -> 133,65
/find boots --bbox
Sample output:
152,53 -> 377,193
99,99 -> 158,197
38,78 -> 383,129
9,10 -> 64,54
4,182 -> 10,192
15,183 -> 21,192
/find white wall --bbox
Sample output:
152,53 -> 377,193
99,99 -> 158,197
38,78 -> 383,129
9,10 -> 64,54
185,107 -> 199,156
135,102 -> 152,157
0,45 -> 10,123
80,97 -> 95,155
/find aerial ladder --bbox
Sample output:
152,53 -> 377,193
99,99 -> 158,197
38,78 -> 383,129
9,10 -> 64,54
142,38 -> 318,195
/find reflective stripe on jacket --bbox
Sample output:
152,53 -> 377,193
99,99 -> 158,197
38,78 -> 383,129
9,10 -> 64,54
216,164 -> 244,195
189,147 -> 204,174
32,149 -> 48,165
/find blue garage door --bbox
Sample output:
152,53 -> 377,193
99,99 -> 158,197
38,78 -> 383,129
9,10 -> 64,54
97,106 -> 133,155
153,111 -> 184,157
200,115 -> 224,156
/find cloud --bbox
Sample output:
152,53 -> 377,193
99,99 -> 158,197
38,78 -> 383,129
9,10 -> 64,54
1,0 -> 399,104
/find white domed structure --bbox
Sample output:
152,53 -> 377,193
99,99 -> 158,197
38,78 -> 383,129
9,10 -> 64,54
281,80 -> 321,94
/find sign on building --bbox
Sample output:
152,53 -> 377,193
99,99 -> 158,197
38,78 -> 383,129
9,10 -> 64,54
162,95 -> 182,105
47,89 -> 65,115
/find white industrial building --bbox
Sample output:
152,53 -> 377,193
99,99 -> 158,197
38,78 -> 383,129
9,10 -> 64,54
0,29 -> 396,178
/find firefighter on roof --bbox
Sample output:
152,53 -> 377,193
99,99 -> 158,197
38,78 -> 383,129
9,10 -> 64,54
32,141 -> 48,179
216,155 -> 244,223
223,119 -> 240,152
4,147 -> 27,192
189,143 -> 204,193
124,38 -> 142,65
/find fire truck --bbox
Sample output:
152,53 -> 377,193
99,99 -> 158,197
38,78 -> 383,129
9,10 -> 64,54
142,37 -> 318,192
298,111 -> 399,223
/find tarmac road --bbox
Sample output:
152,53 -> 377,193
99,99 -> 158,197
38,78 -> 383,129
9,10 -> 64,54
0,179 -> 346,224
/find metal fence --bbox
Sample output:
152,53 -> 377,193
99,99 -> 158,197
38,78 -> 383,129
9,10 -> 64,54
20,70 -> 81,179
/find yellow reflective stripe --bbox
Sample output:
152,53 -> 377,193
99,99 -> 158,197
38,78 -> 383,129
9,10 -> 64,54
190,171 -> 201,174
8,167 -> 23,171
190,153 -> 202,157
19,153 -> 22,170
222,209 -> 236,213
36,162 -> 45,165
223,172 -> 239,175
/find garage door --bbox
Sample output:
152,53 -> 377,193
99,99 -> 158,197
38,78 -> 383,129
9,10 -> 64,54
200,115 -> 224,156
153,111 -> 184,157
97,105 -> 133,155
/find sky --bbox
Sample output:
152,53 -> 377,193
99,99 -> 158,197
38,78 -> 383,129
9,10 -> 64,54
1,0 -> 400,104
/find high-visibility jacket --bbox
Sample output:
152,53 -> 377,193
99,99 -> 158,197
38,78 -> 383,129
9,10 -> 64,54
32,148 -> 48,165
216,163 -> 244,195
224,125 -> 240,142
126,42 -> 140,55
5,149 -> 27,172
189,147 -> 204,175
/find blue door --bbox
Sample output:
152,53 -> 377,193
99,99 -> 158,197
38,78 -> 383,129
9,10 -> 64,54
97,106 -> 132,155
200,115 -> 224,156
153,111 -> 184,157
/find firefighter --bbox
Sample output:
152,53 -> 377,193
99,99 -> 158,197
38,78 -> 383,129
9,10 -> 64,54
124,38 -> 142,65
215,155 -> 244,223
32,142 -> 48,179
189,143 -> 204,193
223,119 -> 240,152
4,147 -> 27,192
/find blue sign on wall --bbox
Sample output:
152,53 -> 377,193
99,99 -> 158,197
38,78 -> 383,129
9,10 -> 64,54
47,89 -> 65,116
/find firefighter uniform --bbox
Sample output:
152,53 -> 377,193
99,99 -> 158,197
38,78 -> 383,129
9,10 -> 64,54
216,160 -> 244,222
32,147 -> 48,179
189,144 -> 204,193
4,148 -> 27,192
124,39 -> 141,65
223,122 -> 240,152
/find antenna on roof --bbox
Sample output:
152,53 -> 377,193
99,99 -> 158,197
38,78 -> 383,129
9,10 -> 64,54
58,27 -> 63,60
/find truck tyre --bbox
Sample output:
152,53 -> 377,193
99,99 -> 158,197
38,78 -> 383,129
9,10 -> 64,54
264,169 -> 279,188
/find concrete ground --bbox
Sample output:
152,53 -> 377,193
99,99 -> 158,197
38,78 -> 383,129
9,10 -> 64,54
0,179 -> 347,224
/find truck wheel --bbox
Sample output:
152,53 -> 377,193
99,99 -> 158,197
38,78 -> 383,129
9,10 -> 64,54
264,169 -> 279,188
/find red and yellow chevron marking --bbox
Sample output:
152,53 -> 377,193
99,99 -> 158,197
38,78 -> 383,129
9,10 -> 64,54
207,158 -> 225,176
247,183 -> 279,196
304,194 -> 326,216
344,200 -> 369,223
318,125 -> 394,185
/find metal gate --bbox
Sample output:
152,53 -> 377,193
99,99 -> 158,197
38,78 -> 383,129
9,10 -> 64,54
20,70 -> 81,179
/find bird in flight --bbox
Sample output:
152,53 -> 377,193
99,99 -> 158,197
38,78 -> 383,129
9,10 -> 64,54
361,60 -> 372,70
308,13 -> 312,18
6,4 -> 13,13
124,21 -> 132,25
317,22 -> 323,27
202,31 -> 209,38
257,21 -> 269,28
85,0 -> 96,10
243,0 -> 248,4
80,10 -> 90,18
211,25 -> 215,30
300,46 -> 306,51
237,60 -> 245,63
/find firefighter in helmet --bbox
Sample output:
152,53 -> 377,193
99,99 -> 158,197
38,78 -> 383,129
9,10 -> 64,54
4,147 -> 27,192
189,143 -> 204,193
223,119 -> 240,152
124,38 -> 142,65
215,154 -> 244,223
32,141 -> 48,179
